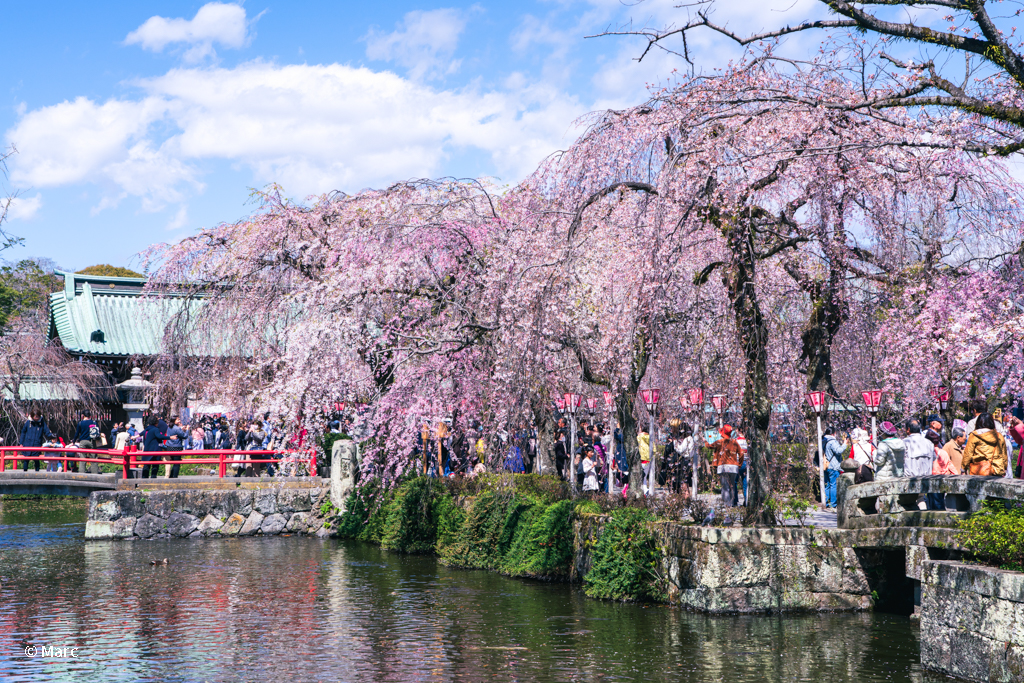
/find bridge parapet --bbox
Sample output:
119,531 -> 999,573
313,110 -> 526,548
0,471 -> 118,497
838,475 -> 1024,530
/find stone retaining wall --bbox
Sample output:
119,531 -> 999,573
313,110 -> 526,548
575,518 -> 961,614
920,560 -> 1024,682
84,486 -> 330,540
657,525 -> 877,613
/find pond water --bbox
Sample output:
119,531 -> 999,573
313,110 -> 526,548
0,497 -> 945,683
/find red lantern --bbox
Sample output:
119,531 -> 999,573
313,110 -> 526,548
586,397 -> 597,414
564,393 -> 582,415
806,391 -> 827,414
687,388 -> 704,406
711,394 -> 727,413
862,390 -> 882,414
603,390 -> 614,407
930,385 -> 951,411
639,389 -> 660,411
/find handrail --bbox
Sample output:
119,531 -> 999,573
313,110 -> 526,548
837,474 -> 1024,529
0,446 -> 318,479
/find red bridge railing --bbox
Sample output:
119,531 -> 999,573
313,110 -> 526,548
0,446 -> 318,480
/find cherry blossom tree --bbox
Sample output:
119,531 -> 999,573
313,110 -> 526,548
141,56 -> 1024,524
521,59 -> 1024,517
615,1 -> 1024,153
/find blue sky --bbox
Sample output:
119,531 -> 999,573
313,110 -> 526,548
1,0 -> 834,270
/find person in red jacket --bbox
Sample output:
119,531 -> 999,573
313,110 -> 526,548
707,425 -> 743,507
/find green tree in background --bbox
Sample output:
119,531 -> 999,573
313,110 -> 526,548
77,264 -> 145,278
0,258 -> 61,333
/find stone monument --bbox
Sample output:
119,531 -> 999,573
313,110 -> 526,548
330,439 -> 360,510
116,367 -> 154,433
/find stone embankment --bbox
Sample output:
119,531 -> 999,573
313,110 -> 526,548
574,517 -> 960,614
84,485 -> 331,540
920,560 -> 1024,683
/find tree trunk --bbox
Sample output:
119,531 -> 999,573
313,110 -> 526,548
723,218 -> 774,524
530,394 -> 555,475
618,391 -> 644,496
797,272 -> 846,495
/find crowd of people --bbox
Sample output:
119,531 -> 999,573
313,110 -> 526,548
820,401 -> 1022,510
410,398 -> 1023,511
12,410 -> 310,478
411,414 -> 722,499
12,396 -> 1024,497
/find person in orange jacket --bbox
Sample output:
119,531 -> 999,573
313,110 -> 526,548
707,425 -> 743,507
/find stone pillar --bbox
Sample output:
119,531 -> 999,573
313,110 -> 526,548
330,439 -> 359,511
836,461 -> 857,528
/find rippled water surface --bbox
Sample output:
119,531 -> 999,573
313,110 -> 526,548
0,497 -> 941,682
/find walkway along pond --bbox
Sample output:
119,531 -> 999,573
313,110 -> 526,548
58,473 -> 1024,680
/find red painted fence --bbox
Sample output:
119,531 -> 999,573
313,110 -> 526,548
0,446 -> 318,479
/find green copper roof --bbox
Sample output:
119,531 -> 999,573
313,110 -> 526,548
48,270 -> 189,357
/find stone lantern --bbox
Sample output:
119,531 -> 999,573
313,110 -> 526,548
116,367 -> 154,433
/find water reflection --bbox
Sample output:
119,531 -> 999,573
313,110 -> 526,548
0,499 -> 944,682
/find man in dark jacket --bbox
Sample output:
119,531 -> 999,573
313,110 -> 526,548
73,410 -> 100,473
141,416 -> 166,479
19,409 -> 55,472
164,417 -> 187,478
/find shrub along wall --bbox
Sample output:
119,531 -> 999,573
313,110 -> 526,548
958,500 -> 1024,571
333,475 -> 664,597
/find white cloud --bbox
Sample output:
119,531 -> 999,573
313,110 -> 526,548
166,205 -> 189,231
125,2 -> 250,63
5,96 -> 197,212
365,9 -> 467,80
5,61 -> 586,205
90,192 -> 127,216
5,193 -> 42,220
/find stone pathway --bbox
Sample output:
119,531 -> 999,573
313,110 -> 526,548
687,491 -> 838,528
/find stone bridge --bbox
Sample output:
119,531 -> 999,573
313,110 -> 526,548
0,471 -> 118,497
837,474 -> 1024,531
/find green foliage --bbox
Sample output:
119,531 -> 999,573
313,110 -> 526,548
505,474 -> 570,503
0,259 -> 61,332
336,474 -> 689,591
773,443 -> 807,465
583,508 -> 666,603
77,264 -> 145,278
319,498 -> 337,517
380,478 -> 447,554
320,432 -> 351,466
333,477 -> 394,543
439,490 -> 577,579
432,493 -> 466,554
574,499 -> 601,515
958,500 -> 1024,571
500,499 -> 575,578
440,491 -> 534,569
763,494 -> 813,527
783,496 -> 814,526
439,472 -> 567,503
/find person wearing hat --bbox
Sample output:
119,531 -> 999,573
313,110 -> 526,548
924,415 -> 944,447
873,421 -> 906,481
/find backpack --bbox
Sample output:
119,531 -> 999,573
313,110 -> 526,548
88,423 -> 100,440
